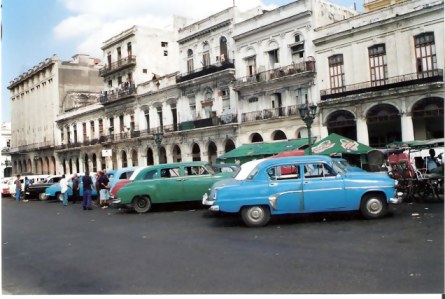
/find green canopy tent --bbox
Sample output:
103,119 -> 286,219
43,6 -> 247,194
305,133 -> 374,155
304,133 -> 375,169
386,138 -> 444,150
217,138 -> 310,164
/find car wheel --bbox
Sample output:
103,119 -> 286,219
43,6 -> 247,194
39,193 -> 48,201
241,205 -> 271,227
133,196 -> 152,213
360,194 -> 388,219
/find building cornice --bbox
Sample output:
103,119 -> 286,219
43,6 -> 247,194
177,20 -> 232,44
8,56 -> 58,90
232,11 -> 311,41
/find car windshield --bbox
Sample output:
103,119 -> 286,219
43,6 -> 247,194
234,158 -> 268,180
128,167 -> 145,180
332,161 -> 347,174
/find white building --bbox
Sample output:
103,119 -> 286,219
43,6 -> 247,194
314,0 -> 444,150
8,54 -> 103,175
232,0 -> 356,145
0,122 -> 12,177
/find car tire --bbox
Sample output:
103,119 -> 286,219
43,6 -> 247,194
39,193 -> 48,201
241,205 -> 271,227
133,196 -> 152,213
360,194 -> 388,219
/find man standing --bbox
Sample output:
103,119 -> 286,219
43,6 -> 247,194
14,175 -> 22,202
82,171 -> 94,210
72,174 -> 80,204
99,170 -> 110,209
59,174 -> 69,206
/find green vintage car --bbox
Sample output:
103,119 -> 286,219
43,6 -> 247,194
114,161 -> 234,213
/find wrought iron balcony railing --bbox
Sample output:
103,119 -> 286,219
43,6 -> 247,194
99,55 -> 136,77
234,60 -> 316,89
320,69 -> 443,101
176,59 -> 235,83
241,105 -> 299,123
100,83 -> 136,104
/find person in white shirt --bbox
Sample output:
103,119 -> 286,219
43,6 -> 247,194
59,174 -> 69,206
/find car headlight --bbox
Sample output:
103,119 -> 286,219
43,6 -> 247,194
394,180 -> 398,187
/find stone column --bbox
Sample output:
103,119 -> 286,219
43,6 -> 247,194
401,113 -> 415,142
356,117 -> 370,146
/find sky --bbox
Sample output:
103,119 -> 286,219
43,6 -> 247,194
1,0 -> 362,123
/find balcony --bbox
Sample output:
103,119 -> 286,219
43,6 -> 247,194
320,69 -> 443,101
234,60 -> 316,89
241,105 -> 299,123
100,83 -> 136,104
176,59 -> 235,83
99,55 -> 136,77
179,113 -> 237,131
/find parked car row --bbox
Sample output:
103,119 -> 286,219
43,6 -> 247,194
4,157 -> 402,227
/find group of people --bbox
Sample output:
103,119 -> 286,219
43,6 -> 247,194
62,170 -> 111,210
14,170 -> 111,211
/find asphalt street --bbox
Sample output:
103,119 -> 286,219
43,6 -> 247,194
2,196 -> 444,295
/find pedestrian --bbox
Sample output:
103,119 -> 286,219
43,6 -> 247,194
24,176 -> 30,200
82,171 -> 94,210
14,174 -> 24,202
59,174 -> 69,206
99,170 -> 110,209
72,174 -> 80,204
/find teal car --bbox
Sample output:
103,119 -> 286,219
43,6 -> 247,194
203,155 -> 401,227
115,162 -> 233,213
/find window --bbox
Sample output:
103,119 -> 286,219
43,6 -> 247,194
291,34 -> 305,62
130,115 -> 135,131
268,49 -> 279,66
187,49 -> 194,73
202,42 -> 210,67
160,168 -> 179,178
127,42 -> 132,57
161,42 -> 168,47
90,121 -> 95,139
185,166 -> 209,176
117,47 -> 122,60
98,119 -> 104,136
82,123 -> 87,141
108,80 -> 112,87
415,32 -> 437,76
189,97 -> 196,118
246,56 -> 257,77
328,54 -> 345,93
142,69 -> 148,74
303,163 -> 335,178
107,52 -> 111,67
267,164 -> 300,180
144,111 -> 150,131
142,169 -> 157,180
220,36 -> 228,61
119,115 -> 124,133
164,50 -> 168,56
156,107 -> 164,129
368,44 -> 387,86
109,117 -> 114,133
248,97 -> 258,103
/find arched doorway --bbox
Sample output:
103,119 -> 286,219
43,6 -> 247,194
84,154 -> 89,172
121,151 -> 128,168
367,103 -> 401,148
131,149 -> 138,166
326,110 -> 357,140
69,158 -> 73,174
159,146 -> 167,164
251,133 -> 263,143
172,145 -> 182,162
272,130 -> 287,140
224,139 -> 236,153
146,148 -> 154,165
412,97 -> 444,139
207,142 -> 217,163
192,143 -> 201,161
92,154 -> 97,172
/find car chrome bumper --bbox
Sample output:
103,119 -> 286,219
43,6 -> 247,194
209,205 -> 220,212
202,193 -> 214,206
390,192 -> 404,204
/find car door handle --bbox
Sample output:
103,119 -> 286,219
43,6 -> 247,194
304,181 -> 310,184
176,178 -> 184,181
269,183 -> 278,187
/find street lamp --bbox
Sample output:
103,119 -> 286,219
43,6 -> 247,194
153,131 -> 164,164
298,99 -> 318,155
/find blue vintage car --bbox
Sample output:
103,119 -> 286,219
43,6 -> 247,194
44,174 -> 97,201
203,155 -> 401,227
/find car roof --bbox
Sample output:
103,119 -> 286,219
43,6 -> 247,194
258,155 -> 333,168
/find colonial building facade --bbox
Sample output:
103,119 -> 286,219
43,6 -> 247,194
8,0 -> 444,175
314,0 -> 444,148
8,54 -> 103,175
